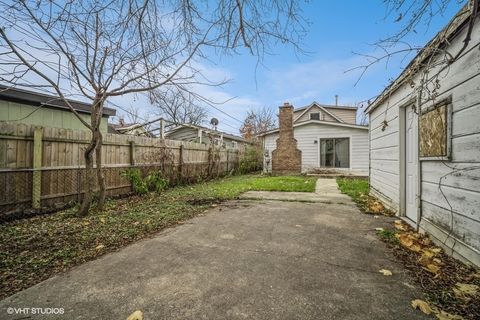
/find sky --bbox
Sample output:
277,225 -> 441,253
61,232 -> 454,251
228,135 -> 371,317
1,0 -> 465,136
121,0 -> 462,135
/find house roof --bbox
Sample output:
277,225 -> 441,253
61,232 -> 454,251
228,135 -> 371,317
0,85 -> 116,116
258,119 -> 368,137
294,102 -> 358,113
365,4 -> 474,114
108,122 -> 154,137
294,101 -> 346,123
165,123 -> 250,143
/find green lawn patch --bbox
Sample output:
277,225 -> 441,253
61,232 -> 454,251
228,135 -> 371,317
0,174 -> 315,299
336,178 -> 392,215
336,178 -> 369,201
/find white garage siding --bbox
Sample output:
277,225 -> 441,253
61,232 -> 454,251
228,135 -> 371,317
368,13 -> 480,266
262,122 -> 369,175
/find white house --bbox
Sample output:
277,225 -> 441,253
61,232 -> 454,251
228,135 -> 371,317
260,102 -> 369,175
365,5 -> 480,266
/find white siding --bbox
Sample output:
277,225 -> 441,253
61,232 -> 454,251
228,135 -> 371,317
293,105 -> 357,124
263,123 -> 369,175
368,16 -> 480,266
324,107 -> 357,124
294,105 -> 337,123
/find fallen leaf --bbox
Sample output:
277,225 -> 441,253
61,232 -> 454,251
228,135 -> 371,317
379,269 -> 393,276
452,283 -> 478,300
419,237 -> 431,246
394,220 -> 408,231
411,299 -> 433,315
127,310 -> 144,320
435,310 -> 464,320
424,263 -> 441,275
95,244 -> 105,250
399,234 -> 414,247
369,201 -> 385,213
409,244 -> 422,252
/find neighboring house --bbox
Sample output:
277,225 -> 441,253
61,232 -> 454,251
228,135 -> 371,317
0,85 -> 116,132
108,118 -> 154,137
165,123 -> 249,149
260,101 -> 369,175
365,5 -> 480,266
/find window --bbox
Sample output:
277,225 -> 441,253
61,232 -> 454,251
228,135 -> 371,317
419,99 -> 452,160
320,138 -> 350,168
310,112 -> 320,120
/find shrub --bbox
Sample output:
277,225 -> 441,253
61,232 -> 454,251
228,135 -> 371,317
122,169 -> 169,195
238,146 -> 262,174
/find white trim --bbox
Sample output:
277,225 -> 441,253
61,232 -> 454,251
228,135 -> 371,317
399,101 -> 420,224
259,119 -> 368,137
294,102 -> 345,124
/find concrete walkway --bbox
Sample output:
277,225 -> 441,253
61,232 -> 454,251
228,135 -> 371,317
0,179 -> 429,320
239,178 -> 353,204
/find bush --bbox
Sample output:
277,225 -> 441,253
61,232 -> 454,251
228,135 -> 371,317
122,169 -> 169,195
238,146 -> 262,174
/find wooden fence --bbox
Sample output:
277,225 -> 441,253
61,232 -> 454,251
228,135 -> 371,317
0,123 -> 246,218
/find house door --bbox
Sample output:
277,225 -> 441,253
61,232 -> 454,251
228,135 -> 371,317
404,105 -> 418,222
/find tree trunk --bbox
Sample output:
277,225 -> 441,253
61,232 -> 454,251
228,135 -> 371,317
77,139 -> 96,217
77,96 -> 105,216
95,130 -> 106,210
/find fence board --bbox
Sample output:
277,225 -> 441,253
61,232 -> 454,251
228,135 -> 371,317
0,123 -> 251,218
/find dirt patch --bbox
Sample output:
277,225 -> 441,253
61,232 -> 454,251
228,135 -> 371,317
378,221 -> 480,320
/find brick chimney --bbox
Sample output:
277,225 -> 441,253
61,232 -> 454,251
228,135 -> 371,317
271,102 -> 301,174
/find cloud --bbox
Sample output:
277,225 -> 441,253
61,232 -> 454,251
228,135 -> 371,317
264,55 -> 368,106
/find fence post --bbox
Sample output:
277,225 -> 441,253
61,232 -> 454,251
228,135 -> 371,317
129,141 -> 136,166
226,149 -> 229,173
179,144 -> 184,178
32,127 -> 43,208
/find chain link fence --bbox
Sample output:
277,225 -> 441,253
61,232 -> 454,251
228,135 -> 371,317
0,123 -> 251,222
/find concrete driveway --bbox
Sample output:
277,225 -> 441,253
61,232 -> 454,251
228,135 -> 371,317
0,180 -> 429,320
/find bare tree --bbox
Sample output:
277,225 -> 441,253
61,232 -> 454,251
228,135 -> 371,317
381,0 -> 468,44
151,88 -> 208,126
350,0 -> 475,86
123,106 -> 147,126
240,106 -> 277,141
0,0 -> 307,216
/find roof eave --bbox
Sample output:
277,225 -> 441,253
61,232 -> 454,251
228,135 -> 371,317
365,4 -> 473,114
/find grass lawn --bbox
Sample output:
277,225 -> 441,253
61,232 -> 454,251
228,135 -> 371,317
336,178 -> 369,202
0,174 -> 316,299
336,178 -> 392,215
